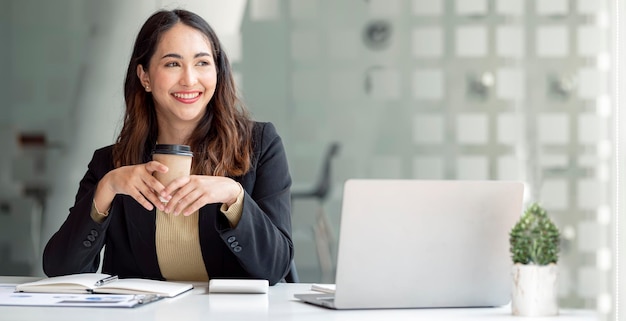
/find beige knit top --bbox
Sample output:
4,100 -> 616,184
90,188 -> 245,282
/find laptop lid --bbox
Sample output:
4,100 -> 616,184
332,179 -> 524,309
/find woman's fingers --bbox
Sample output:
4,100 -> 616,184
141,165 -> 167,211
130,189 -> 155,211
146,160 -> 169,174
163,176 -> 241,216
138,185 -> 165,212
108,163 -> 168,211
170,189 -> 205,216
160,176 -> 190,200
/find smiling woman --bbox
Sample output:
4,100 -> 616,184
41,9 -> 294,285
137,23 -> 217,130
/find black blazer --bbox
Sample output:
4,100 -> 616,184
43,122 -> 293,285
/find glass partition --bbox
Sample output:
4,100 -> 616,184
238,0 -> 614,317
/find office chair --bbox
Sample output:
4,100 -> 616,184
290,142 -> 340,283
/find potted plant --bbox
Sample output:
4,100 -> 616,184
509,203 -> 560,317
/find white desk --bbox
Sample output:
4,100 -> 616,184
0,276 -> 597,321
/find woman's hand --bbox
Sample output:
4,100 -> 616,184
160,176 -> 242,216
96,161 -> 169,212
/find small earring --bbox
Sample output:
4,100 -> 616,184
145,85 -> 150,91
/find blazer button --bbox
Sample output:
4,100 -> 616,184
227,236 -> 236,243
90,230 -> 99,237
83,240 -> 92,247
87,235 -> 96,242
233,246 -> 242,253
230,241 -> 239,248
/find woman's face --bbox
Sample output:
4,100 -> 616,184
137,22 -> 217,127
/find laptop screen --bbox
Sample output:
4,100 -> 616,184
332,179 -> 524,309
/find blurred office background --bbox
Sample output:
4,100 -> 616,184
0,0 -> 618,319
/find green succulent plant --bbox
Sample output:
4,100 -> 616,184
509,203 -> 560,265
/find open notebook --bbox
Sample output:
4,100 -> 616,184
295,179 -> 524,309
0,292 -> 163,308
15,273 -> 193,297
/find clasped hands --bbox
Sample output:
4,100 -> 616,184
100,160 -> 240,216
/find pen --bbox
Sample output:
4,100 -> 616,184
136,294 -> 161,304
94,275 -> 119,287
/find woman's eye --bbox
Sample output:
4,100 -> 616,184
165,62 -> 180,67
197,61 -> 211,66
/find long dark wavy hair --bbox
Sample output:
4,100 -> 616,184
113,9 -> 253,176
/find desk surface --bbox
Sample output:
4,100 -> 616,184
0,276 -> 597,321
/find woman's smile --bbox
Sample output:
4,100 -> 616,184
172,91 -> 203,104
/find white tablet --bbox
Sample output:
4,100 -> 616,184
208,279 -> 269,294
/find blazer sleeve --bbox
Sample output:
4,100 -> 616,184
42,147 -> 113,276
216,122 -> 293,285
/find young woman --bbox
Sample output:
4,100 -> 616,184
43,9 -> 293,285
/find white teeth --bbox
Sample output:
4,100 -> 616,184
173,92 -> 200,99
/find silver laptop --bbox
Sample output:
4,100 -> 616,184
295,179 -> 524,309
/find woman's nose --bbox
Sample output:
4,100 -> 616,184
180,67 -> 198,87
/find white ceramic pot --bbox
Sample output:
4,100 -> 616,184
511,263 -> 558,317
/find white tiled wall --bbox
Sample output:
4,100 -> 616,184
456,26 -> 488,57
412,27 -> 444,57
413,69 -> 445,100
536,0 -> 569,16
455,0 -> 487,16
240,0 -> 613,315
412,0 -> 443,16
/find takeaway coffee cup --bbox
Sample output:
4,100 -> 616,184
152,144 -> 193,202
